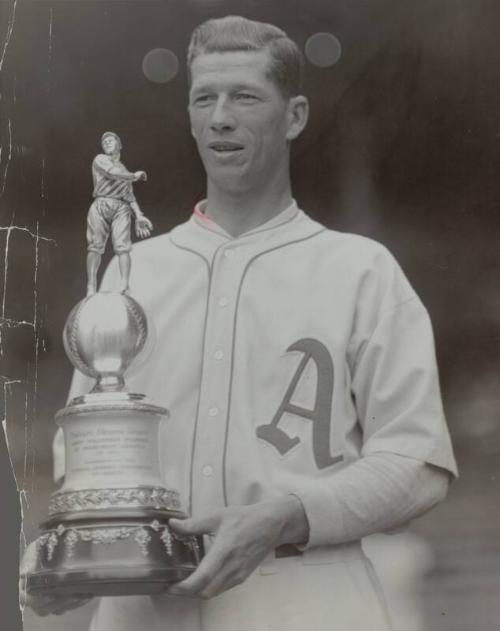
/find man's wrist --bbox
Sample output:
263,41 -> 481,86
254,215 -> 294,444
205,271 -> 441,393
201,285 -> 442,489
274,494 -> 310,546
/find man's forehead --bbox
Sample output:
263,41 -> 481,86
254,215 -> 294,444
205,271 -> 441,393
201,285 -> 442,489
190,50 -> 273,86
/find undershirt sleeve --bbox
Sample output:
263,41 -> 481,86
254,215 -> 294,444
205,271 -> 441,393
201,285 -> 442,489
294,452 -> 450,549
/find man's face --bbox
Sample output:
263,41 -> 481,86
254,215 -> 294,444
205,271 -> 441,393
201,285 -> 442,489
188,50 -> 304,195
102,135 -> 119,155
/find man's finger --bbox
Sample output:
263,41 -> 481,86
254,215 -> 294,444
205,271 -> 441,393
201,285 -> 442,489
51,596 -> 93,615
169,513 -> 219,537
167,540 -> 225,596
198,565 -> 245,599
24,593 -> 93,617
20,541 -> 38,575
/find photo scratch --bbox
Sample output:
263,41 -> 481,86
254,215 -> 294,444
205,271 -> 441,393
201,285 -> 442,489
0,118 -> 13,199
0,0 -> 18,74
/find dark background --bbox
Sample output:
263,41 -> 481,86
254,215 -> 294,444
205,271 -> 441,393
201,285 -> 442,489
1,1 -> 499,629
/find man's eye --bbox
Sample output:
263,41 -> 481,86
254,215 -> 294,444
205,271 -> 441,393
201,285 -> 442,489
234,93 -> 259,102
193,95 -> 214,106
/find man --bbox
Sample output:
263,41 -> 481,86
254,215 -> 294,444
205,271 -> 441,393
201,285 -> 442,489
22,16 -> 456,630
86,131 -> 153,295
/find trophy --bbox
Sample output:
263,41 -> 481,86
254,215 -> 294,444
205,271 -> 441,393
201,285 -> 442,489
27,133 -> 202,597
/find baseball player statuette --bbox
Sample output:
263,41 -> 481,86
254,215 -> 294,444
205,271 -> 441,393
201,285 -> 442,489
26,137 -> 202,598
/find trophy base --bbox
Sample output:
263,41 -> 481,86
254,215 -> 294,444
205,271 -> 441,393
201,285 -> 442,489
27,512 -> 203,598
27,566 -> 196,597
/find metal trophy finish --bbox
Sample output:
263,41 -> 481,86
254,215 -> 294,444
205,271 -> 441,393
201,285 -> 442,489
27,135 -> 202,596
27,292 -> 202,597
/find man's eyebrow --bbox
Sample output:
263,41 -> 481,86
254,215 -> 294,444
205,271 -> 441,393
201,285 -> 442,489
230,82 -> 263,92
191,81 -> 265,94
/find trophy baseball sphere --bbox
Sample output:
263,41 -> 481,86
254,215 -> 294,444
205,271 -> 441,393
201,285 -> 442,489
63,292 -> 148,391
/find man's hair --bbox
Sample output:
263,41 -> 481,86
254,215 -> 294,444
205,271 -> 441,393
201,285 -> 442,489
101,131 -> 122,150
187,16 -> 304,97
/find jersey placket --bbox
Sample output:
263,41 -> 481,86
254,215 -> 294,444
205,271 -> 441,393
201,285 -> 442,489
189,242 -> 246,517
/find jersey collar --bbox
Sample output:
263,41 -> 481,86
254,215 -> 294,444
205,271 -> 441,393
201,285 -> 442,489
191,199 -> 301,239
169,198 -> 323,263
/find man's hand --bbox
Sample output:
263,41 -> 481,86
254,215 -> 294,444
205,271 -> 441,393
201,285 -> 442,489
167,496 -> 309,600
19,542 -> 92,617
133,171 -> 147,181
135,214 -> 153,238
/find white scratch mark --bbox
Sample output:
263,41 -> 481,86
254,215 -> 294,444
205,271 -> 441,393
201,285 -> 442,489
33,223 -> 40,330
41,158 -> 47,218
30,227 -> 42,490
0,224 -> 55,354
1,224 -> 12,322
23,389 -> 29,486
0,118 -> 13,198
1,318 -> 35,328
0,225 -> 55,242
0,0 -> 18,74
48,8 -> 53,66
1,378 -> 22,425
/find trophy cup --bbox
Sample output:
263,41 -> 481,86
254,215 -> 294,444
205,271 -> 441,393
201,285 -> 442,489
27,133 -> 202,597
27,292 -> 202,597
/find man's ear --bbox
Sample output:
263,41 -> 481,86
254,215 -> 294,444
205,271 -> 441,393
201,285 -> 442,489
285,96 -> 309,141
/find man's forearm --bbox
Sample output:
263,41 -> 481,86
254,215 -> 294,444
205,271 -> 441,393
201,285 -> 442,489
294,453 -> 449,549
130,200 -> 143,217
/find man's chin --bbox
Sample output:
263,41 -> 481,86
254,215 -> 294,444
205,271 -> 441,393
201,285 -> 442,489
205,164 -> 249,186
208,175 -> 254,196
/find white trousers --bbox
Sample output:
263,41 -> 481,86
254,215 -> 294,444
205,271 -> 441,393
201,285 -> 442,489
89,542 -> 393,631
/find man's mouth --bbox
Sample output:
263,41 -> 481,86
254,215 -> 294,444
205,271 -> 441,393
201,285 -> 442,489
208,142 -> 244,153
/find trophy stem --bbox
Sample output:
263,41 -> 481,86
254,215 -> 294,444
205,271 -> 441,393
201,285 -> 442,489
91,374 -> 126,393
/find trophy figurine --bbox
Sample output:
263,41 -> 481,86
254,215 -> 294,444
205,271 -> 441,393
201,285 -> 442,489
27,134 -> 202,597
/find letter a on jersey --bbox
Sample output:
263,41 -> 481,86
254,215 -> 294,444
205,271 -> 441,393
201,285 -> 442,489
256,338 -> 343,469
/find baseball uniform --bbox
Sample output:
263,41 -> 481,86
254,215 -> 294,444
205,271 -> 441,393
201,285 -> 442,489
87,154 -> 137,255
61,200 -> 456,631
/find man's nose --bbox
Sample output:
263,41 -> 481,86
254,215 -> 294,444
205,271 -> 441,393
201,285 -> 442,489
210,96 -> 236,132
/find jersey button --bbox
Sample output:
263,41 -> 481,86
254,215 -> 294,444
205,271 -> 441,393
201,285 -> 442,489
202,465 -> 214,477
218,297 -> 229,307
214,349 -> 224,360
208,407 -> 219,417
224,249 -> 235,259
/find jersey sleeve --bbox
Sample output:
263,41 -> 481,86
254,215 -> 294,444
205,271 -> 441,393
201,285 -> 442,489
351,295 -> 457,477
93,154 -> 135,181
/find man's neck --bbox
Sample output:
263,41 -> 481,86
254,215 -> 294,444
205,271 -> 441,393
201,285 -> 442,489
204,183 -> 294,238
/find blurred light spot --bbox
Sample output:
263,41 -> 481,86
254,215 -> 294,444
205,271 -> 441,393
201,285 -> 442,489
305,32 -> 342,68
142,48 -> 179,84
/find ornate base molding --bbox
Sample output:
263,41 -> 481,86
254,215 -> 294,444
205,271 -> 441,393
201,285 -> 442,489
49,487 -> 181,515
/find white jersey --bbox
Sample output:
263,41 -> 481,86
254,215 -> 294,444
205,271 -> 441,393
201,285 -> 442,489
62,200 -> 456,631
